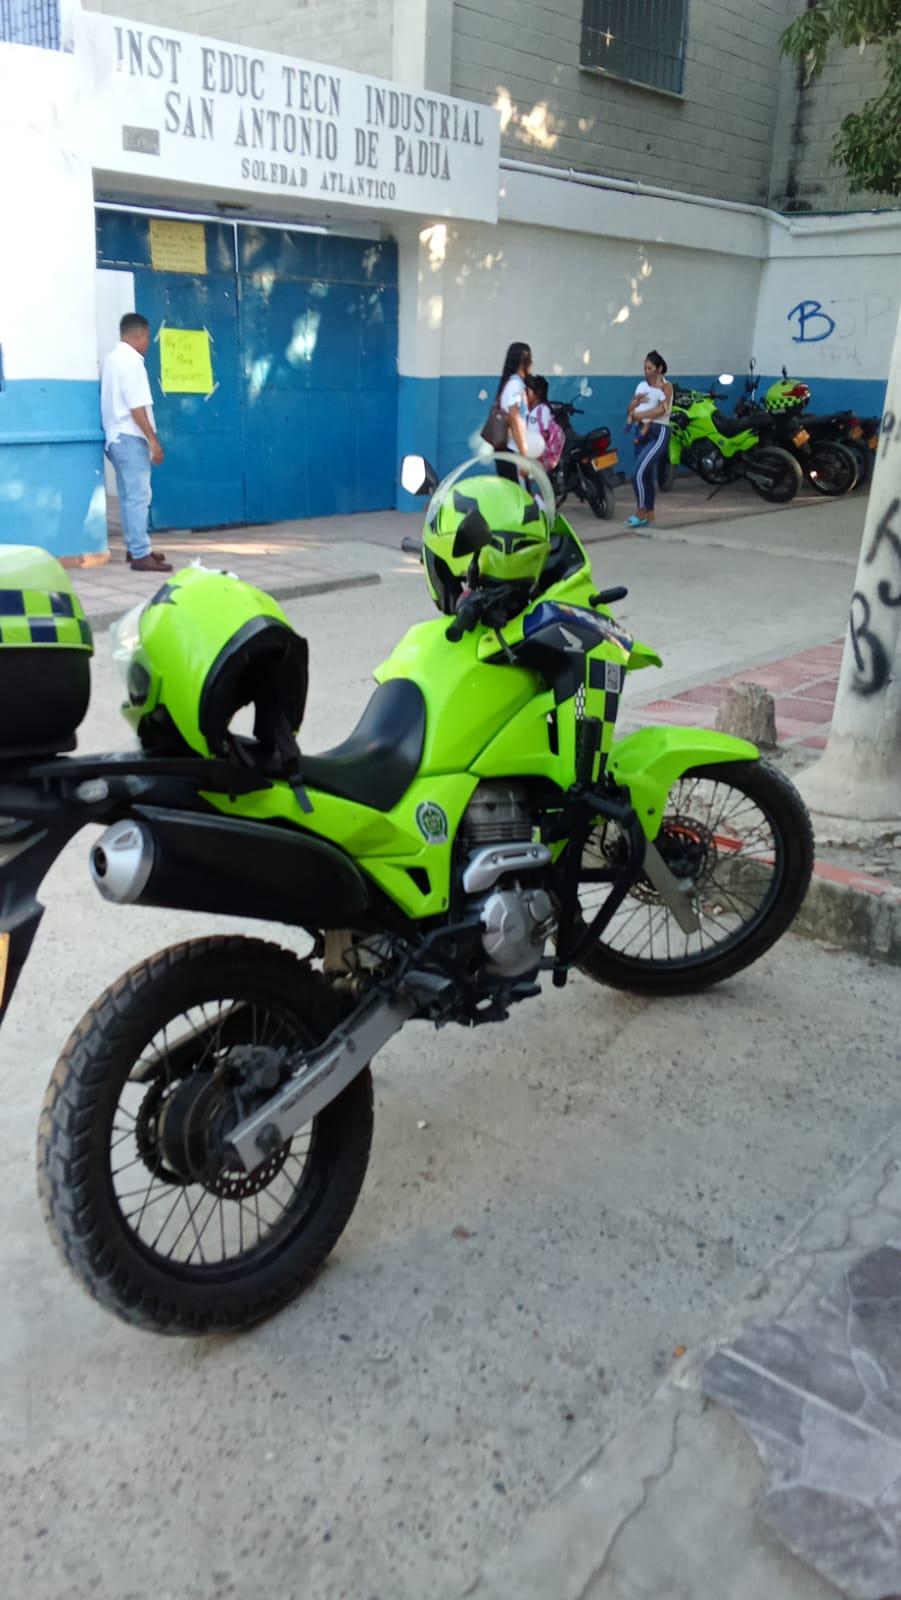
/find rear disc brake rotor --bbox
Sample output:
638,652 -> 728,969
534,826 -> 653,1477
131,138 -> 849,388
149,1071 -> 290,1199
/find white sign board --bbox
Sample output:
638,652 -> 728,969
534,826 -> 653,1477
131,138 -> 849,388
76,13 -> 501,223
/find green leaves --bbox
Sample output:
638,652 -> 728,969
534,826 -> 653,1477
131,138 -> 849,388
782,0 -> 901,76
780,2 -> 901,195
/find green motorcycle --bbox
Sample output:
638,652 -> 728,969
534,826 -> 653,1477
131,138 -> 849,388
669,377 -> 803,502
0,456 -> 813,1334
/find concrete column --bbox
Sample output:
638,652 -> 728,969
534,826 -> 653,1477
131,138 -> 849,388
391,0 -> 453,93
395,220 -> 449,508
0,30 -> 106,559
797,302 -> 901,833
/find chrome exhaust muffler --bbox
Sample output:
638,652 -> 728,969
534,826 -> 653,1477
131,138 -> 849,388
91,819 -> 155,903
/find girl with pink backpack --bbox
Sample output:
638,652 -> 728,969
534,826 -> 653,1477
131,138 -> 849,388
525,375 -> 566,470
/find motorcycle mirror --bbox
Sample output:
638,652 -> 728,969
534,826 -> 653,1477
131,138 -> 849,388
749,357 -> 757,374
401,454 -> 439,496
782,365 -> 788,380
718,373 -> 734,386
452,506 -> 493,558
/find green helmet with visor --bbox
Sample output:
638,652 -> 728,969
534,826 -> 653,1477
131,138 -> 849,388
115,566 -> 308,766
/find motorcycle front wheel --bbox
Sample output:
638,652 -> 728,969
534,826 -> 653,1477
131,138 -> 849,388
746,446 -> 803,503
576,759 -> 813,995
807,441 -> 859,496
37,936 -> 374,1335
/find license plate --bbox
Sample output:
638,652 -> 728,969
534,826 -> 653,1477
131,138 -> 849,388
592,450 -> 618,470
0,933 -> 8,1011
850,425 -> 863,440
793,427 -> 810,446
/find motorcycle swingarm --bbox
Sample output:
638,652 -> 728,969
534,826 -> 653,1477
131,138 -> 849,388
227,991 -> 416,1171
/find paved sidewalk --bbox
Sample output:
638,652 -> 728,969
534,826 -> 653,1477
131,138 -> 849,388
68,522 -> 389,624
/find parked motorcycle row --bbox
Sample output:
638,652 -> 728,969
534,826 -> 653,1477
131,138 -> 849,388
546,361 -> 879,512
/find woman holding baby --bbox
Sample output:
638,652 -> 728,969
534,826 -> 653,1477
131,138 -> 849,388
625,351 -> 673,530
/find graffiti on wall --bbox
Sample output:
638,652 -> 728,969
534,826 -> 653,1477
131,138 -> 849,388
787,300 -> 836,343
850,412 -> 900,696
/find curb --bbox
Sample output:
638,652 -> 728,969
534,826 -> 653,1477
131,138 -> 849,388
81,568 -> 381,626
795,860 -> 901,966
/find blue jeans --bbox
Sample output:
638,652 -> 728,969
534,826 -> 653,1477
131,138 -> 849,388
107,435 -> 152,560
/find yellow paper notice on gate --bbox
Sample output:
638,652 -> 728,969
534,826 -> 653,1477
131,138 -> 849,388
149,218 -> 207,275
159,329 -> 214,395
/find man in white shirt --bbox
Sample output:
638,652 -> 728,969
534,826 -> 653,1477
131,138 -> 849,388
100,313 -> 172,573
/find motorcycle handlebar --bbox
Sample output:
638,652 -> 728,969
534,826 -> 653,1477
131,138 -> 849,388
446,593 -> 483,643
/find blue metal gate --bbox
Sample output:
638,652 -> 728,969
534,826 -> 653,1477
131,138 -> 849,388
95,211 -> 398,530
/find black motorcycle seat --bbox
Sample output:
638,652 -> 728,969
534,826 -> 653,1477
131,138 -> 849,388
713,409 -> 775,439
796,412 -> 849,432
299,678 -> 426,812
569,426 -> 611,453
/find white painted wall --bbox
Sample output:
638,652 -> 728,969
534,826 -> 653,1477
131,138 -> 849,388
397,167 -> 767,383
427,219 -> 760,382
396,167 -> 900,395
753,217 -> 901,383
0,44 -> 98,383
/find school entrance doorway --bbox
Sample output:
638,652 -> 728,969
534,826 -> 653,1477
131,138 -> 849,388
96,208 -> 399,531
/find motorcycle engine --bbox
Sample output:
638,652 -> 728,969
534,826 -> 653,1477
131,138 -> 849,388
460,783 -> 557,978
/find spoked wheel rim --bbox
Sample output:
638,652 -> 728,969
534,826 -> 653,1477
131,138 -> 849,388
109,996 -> 322,1283
579,772 -> 786,972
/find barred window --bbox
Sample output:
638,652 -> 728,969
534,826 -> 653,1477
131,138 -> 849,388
580,0 -> 688,96
0,0 -> 60,49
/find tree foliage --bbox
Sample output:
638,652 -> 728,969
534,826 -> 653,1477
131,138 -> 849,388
781,0 -> 901,196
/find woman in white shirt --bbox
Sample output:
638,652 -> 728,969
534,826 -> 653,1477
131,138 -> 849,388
494,341 -> 532,483
625,350 -> 673,530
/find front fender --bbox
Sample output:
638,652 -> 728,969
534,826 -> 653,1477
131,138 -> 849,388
607,726 -> 758,840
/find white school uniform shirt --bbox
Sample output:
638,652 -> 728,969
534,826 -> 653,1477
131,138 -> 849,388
499,373 -> 528,450
101,341 -> 155,447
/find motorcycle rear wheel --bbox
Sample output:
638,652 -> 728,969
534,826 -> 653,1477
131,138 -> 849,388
746,447 -> 803,503
37,936 -> 374,1335
807,441 -> 858,496
576,759 -> 813,995
586,475 -> 615,520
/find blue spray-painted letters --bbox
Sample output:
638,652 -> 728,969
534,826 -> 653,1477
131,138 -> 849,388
787,300 -> 836,343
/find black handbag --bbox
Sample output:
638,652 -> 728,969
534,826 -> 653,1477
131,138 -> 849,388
480,404 -> 508,450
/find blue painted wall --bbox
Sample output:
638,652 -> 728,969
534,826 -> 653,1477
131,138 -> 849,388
0,379 -> 106,557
